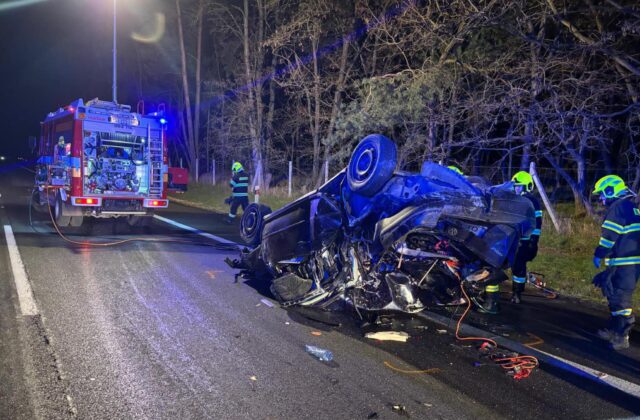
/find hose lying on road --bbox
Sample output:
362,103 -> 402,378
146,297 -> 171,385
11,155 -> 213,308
452,263 -> 539,380
29,187 -> 240,251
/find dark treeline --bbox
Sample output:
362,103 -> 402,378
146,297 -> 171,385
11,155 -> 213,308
135,0 -> 639,213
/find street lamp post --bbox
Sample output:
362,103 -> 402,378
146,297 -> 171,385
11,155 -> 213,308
112,0 -> 117,103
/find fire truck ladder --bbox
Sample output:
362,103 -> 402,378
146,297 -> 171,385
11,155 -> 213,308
147,125 -> 163,197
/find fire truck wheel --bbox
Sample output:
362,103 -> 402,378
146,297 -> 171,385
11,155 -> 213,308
54,194 -> 71,227
69,216 -> 84,227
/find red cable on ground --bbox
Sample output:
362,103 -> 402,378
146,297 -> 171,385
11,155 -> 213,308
44,186 -> 235,249
450,261 -> 539,379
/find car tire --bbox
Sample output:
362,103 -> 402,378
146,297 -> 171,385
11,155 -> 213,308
240,203 -> 272,247
347,134 -> 397,196
54,193 -> 71,227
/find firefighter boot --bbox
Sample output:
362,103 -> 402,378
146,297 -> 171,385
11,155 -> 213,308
473,291 -> 499,315
597,316 -> 618,341
511,281 -> 525,304
609,316 -> 635,351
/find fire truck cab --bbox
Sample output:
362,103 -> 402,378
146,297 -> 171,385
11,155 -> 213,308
34,98 -> 169,227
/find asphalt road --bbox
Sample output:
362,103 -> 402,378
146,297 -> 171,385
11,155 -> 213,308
1,169 -> 639,419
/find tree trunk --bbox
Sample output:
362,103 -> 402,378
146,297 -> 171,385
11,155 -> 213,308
194,0 -> 204,170
243,0 -> 262,188
176,0 -> 195,174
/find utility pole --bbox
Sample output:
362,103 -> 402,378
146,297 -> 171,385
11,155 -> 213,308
112,0 -> 118,103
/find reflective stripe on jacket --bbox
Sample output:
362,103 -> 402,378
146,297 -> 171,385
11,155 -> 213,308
230,170 -> 249,197
595,196 -> 640,265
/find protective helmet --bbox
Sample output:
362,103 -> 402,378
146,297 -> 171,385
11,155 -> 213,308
231,161 -> 243,173
448,165 -> 464,176
512,171 -> 534,192
58,136 -> 65,145
593,175 -> 627,199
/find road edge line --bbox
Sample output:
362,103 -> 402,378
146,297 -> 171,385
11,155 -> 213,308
417,310 -> 640,400
152,215 -> 241,247
3,225 -> 38,316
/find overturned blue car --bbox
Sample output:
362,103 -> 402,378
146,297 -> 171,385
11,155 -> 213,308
229,134 -> 535,313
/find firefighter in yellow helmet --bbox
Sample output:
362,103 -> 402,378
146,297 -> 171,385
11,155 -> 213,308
473,171 -> 543,314
224,162 -> 249,224
509,171 -> 543,303
447,165 -> 464,176
591,175 -> 638,350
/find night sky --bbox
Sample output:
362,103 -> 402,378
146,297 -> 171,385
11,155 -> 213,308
0,0 -> 165,157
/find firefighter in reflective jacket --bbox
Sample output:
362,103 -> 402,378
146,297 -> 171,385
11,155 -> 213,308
592,175 -> 639,350
473,171 -> 542,314
224,162 -> 249,224
510,171 -> 543,304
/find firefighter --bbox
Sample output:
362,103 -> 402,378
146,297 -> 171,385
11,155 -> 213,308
510,171 -> 543,304
224,162 -> 249,224
448,165 -> 464,175
473,171 -> 542,314
56,136 -> 67,159
592,175 -> 639,350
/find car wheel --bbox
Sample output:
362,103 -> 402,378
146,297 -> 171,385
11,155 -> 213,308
69,216 -> 84,227
54,193 -> 71,227
347,134 -> 397,196
240,203 -> 272,247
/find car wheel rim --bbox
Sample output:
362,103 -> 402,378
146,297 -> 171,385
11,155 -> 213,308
352,146 -> 377,182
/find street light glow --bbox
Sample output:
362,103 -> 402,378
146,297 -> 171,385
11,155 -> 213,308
0,0 -> 48,12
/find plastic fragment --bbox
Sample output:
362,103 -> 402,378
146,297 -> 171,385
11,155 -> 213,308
305,345 -> 333,362
260,298 -> 275,308
365,331 -> 409,342
249,376 -> 257,381
436,329 -> 447,334
311,331 -> 322,336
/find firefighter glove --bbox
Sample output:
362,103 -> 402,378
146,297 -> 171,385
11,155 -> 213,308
593,256 -> 602,269
224,197 -> 232,205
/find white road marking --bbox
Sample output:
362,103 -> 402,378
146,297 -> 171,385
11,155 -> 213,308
418,310 -> 640,400
152,215 -> 241,247
3,225 -> 38,316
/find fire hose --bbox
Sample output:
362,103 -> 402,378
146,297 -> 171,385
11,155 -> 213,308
29,186 -> 240,251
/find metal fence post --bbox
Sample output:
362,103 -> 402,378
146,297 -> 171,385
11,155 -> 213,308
288,161 -> 292,197
324,160 -> 329,183
195,159 -> 199,183
212,160 -> 216,186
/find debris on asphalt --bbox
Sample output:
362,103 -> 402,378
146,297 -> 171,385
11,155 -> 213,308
436,329 -> 447,334
249,376 -> 257,381
367,412 -> 379,419
311,331 -> 322,336
389,403 -> 410,417
285,322 -> 290,325
260,298 -> 275,308
305,345 -> 334,362
422,403 -> 433,407
383,361 -> 440,375
365,331 -> 409,342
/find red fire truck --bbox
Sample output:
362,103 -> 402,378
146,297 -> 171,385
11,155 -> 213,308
34,98 -> 169,227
